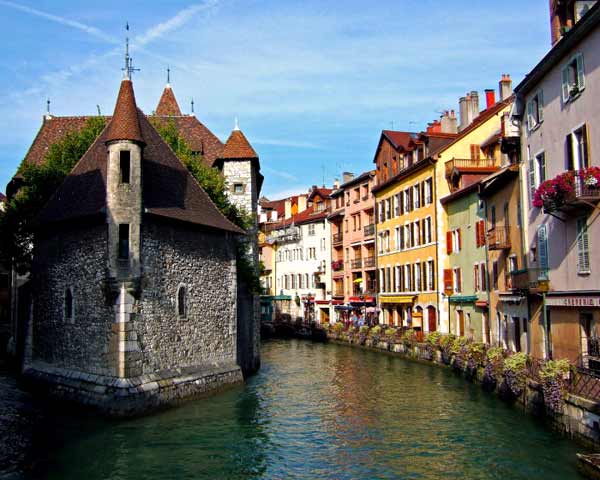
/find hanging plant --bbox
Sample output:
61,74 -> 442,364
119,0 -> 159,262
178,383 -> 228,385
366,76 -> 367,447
540,359 -> 572,413
533,171 -> 575,211
483,347 -> 505,387
502,352 -> 529,397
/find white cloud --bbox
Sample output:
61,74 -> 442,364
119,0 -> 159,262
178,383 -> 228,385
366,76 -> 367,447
0,0 -> 118,44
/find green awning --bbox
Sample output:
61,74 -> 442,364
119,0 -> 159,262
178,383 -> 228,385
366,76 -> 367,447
273,295 -> 292,301
449,295 -> 478,304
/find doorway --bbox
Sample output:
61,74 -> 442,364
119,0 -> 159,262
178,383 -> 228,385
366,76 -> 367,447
427,306 -> 437,332
457,310 -> 465,337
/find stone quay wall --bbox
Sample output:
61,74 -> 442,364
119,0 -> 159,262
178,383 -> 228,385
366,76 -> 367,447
23,361 -> 242,416
325,329 -> 600,449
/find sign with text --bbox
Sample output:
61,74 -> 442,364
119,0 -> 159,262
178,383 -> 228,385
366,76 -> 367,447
545,296 -> 600,307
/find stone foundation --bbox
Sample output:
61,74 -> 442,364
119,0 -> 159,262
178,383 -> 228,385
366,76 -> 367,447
23,360 -> 243,416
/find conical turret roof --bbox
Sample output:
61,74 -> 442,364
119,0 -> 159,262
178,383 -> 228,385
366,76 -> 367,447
105,79 -> 144,144
221,128 -> 258,160
156,84 -> 182,116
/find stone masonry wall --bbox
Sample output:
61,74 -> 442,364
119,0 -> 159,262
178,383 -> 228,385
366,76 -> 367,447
32,223 -> 114,376
137,221 -> 238,374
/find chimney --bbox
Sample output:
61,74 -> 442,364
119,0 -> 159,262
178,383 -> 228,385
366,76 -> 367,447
333,178 -> 340,189
499,74 -> 513,101
440,110 -> 458,134
426,120 -> 442,134
485,89 -> 496,109
459,96 -> 468,130
469,91 -> 480,119
297,195 -> 307,213
284,199 -> 292,219
342,172 -> 355,184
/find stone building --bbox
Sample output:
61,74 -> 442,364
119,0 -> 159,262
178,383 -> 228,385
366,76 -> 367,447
18,74 -> 261,414
7,74 -> 262,379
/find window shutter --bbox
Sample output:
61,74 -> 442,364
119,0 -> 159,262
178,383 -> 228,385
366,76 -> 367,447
480,221 -> 486,247
566,134 -> 575,171
562,66 -> 570,102
538,91 -> 544,123
537,225 -> 549,273
528,154 -> 537,203
577,54 -> 585,90
447,231 -> 453,254
458,229 -> 462,251
475,222 -> 481,247
481,263 -> 487,291
526,99 -> 533,131
577,218 -> 591,273
582,124 -> 589,169
444,269 -> 453,293
474,264 -> 479,291
399,192 -> 404,215
457,268 -> 462,293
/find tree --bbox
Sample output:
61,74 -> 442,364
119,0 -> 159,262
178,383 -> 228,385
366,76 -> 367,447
0,116 -> 106,274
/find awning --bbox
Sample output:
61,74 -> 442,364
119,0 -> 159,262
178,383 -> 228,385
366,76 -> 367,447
315,300 -> 330,305
334,305 -> 352,311
449,295 -> 478,304
273,295 -> 292,301
475,300 -> 489,309
380,295 -> 415,304
366,307 -> 380,314
353,278 -> 363,283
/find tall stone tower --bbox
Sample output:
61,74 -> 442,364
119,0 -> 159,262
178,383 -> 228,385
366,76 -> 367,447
215,122 -> 263,375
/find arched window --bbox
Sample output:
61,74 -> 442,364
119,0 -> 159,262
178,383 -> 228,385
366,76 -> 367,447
177,285 -> 187,318
65,288 -> 74,323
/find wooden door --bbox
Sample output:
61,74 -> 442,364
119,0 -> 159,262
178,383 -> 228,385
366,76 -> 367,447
428,306 -> 437,332
458,310 -> 465,337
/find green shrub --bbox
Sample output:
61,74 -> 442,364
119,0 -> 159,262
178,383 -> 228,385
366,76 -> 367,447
359,325 -> 370,334
332,323 -> 344,333
540,359 -> 571,382
402,329 -> 417,345
426,332 -> 442,347
321,322 -> 330,331
370,325 -> 382,336
384,328 -> 397,337
450,336 -> 469,354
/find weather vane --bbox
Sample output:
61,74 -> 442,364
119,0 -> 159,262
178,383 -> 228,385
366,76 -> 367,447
122,21 -> 140,79
191,98 -> 195,114
167,67 -> 171,85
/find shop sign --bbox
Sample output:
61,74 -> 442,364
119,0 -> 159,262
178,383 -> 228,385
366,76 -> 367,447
545,296 -> 600,307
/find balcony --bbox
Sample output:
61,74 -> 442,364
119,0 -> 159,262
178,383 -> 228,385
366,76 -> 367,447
332,260 -> 344,272
510,268 -> 549,292
536,169 -> 600,213
363,224 -> 375,237
266,227 -> 301,244
445,158 -> 498,179
363,256 -> 376,269
487,226 -> 511,250
332,232 -> 344,246
351,259 -> 363,270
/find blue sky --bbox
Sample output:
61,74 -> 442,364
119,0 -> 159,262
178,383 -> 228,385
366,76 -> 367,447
0,0 -> 551,199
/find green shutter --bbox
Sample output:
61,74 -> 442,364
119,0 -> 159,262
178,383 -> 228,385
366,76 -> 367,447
577,217 -> 591,274
538,90 -> 544,123
526,99 -> 533,131
577,53 -> 586,90
538,225 -> 549,278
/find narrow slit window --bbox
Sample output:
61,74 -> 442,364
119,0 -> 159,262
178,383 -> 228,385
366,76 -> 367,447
118,224 -> 130,259
65,288 -> 73,322
120,150 -> 131,184
177,286 -> 187,318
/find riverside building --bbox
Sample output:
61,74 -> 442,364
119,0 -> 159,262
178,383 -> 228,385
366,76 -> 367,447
512,1 -> 600,364
328,171 -> 377,322
371,118 -> 457,331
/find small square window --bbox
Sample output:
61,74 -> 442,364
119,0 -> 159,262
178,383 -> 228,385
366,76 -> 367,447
233,183 -> 244,193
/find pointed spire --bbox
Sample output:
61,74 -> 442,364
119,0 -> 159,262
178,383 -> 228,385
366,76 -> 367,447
156,79 -> 182,116
105,79 -> 144,144
167,67 -> 171,87
221,124 -> 258,160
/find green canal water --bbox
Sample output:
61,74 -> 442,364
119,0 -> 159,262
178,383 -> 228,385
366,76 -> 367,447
36,340 -> 587,479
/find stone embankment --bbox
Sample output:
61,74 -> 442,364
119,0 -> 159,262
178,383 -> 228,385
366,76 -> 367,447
324,324 -> 600,449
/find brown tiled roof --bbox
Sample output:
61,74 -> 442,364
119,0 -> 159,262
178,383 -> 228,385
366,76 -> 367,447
308,187 -> 333,200
20,116 -> 92,169
38,93 -> 244,234
105,79 -> 144,144
220,129 -> 258,160
152,115 -> 223,167
155,85 -> 182,116
381,130 -> 418,150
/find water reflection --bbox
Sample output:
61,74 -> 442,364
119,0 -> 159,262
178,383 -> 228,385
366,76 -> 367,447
35,340 -> 586,479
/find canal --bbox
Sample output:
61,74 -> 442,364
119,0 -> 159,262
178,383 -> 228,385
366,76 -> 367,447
34,339 -> 586,479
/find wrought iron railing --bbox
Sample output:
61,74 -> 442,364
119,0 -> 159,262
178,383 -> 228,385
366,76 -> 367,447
510,268 -> 549,291
363,256 -> 376,269
363,224 -> 375,237
351,259 -> 363,269
332,232 -> 343,245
